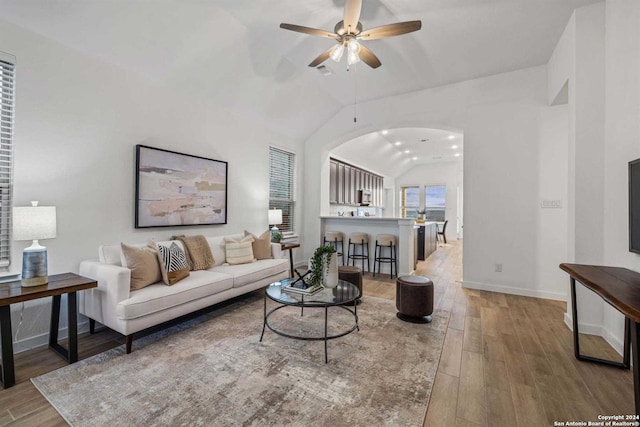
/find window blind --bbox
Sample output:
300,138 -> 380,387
400,186 -> 419,219
0,59 -> 14,268
269,147 -> 296,235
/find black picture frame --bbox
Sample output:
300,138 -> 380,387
135,145 -> 228,228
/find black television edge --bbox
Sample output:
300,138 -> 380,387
630,158 -> 640,254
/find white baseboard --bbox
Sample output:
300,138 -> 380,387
562,313 -> 626,357
562,312 -> 602,335
13,320 -> 91,354
462,280 -> 566,301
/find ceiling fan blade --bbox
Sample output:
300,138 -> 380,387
343,0 -> 362,34
359,20 -> 422,40
308,47 -> 334,67
358,45 -> 382,69
279,23 -> 338,39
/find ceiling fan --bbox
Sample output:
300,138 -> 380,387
280,0 -> 422,69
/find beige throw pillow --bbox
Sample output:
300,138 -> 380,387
224,235 -> 255,265
244,230 -> 273,260
120,243 -> 162,291
152,242 -> 190,285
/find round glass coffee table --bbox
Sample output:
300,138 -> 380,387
259,278 -> 360,363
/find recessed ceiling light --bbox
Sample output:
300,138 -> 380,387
451,145 -> 458,149
381,130 -> 389,135
412,156 -> 418,160
394,141 -> 402,146
447,135 -> 455,140
404,150 -> 410,154
454,153 -> 461,157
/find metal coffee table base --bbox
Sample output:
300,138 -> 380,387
260,300 -> 359,363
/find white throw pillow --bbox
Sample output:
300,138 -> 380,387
224,236 -> 255,265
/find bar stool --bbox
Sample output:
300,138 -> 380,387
323,231 -> 344,265
347,232 -> 370,273
373,234 -> 398,279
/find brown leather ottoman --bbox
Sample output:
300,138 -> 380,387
396,275 -> 434,323
338,265 -> 363,305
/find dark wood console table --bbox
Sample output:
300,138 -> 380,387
0,272 -> 97,388
559,263 -> 640,415
281,242 -> 300,278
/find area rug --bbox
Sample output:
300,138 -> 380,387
32,295 -> 448,426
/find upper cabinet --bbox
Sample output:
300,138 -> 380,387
329,158 -> 384,206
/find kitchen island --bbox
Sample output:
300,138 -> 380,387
320,216 -> 438,276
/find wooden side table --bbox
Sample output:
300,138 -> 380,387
0,272 -> 97,388
281,242 -> 300,277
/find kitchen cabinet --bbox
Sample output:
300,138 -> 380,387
329,161 -> 337,204
337,163 -> 345,204
329,158 -> 383,206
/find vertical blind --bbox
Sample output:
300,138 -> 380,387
0,59 -> 14,269
269,147 -> 296,234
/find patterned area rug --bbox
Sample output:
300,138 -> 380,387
32,294 -> 448,426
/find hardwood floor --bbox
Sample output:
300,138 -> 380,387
0,240 -> 633,426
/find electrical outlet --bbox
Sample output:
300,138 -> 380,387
495,263 -> 502,273
541,199 -> 563,208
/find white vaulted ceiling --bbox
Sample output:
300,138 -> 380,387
0,0 -> 598,140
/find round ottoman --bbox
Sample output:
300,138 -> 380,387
338,265 -> 363,305
396,275 -> 434,323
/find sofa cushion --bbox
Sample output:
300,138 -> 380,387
206,234 -> 243,267
210,258 -> 288,288
99,240 -> 181,267
116,270 -> 233,320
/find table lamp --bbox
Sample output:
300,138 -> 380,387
268,208 -> 283,242
13,201 -> 57,287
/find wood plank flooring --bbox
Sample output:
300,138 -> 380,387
0,240 -> 634,426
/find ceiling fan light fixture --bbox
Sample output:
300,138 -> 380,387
347,49 -> 361,65
348,39 -> 360,53
330,44 -> 345,62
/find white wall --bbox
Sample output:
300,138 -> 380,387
602,0 -> 640,351
395,161 -> 462,240
536,105 -> 569,302
303,65 -> 569,300
1,20 -> 304,351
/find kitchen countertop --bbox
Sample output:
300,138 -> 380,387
321,216 -> 438,225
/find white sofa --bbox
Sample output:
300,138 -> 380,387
78,234 -> 289,353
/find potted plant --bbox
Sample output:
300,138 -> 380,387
308,245 -> 338,288
416,208 -> 427,223
270,229 -> 283,243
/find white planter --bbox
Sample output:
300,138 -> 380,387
322,252 -> 339,288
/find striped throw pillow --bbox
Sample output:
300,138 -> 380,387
155,242 -> 190,285
224,235 -> 255,265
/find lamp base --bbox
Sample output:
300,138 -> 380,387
21,246 -> 48,287
21,275 -> 49,287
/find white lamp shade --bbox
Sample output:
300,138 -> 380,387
268,209 -> 283,226
13,205 -> 57,241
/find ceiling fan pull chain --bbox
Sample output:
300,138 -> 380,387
353,62 -> 358,123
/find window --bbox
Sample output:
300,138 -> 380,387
425,185 -> 446,221
0,56 -> 14,269
400,186 -> 419,218
269,147 -> 296,235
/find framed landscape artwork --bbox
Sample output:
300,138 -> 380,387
135,145 -> 228,228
